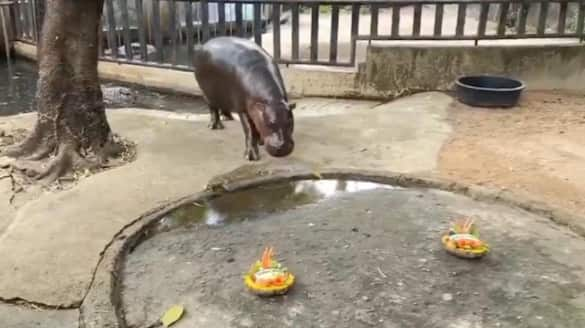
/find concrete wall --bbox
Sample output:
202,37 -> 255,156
358,44 -> 585,98
14,41 -> 585,100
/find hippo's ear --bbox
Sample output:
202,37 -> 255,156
289,102 -> 296,111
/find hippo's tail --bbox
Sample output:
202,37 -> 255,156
192,45 -> 211,68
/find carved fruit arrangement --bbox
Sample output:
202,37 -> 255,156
244,247 -> 295,296
442,217 -> 489,259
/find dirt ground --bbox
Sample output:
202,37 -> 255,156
439,91 -> 585,218
121,182 -> 585,328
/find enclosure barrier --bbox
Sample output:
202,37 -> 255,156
9,0 -> 585,69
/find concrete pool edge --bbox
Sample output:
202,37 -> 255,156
78,167 -> 585,328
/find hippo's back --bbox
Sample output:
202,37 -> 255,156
197,37 -> 266,63
193,37 -> 287,110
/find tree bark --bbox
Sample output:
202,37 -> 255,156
3,0 -> 122,182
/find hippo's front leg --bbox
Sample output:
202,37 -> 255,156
208,106 -> 224,130
238,112 -> 260,161
221,110 -> 234,121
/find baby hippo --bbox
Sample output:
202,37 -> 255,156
193,37 -> 295,160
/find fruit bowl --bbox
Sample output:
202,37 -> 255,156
442,235 -> 489,259
441,217 -> 489,259
244,247 -> 295,296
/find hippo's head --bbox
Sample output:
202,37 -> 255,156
249,100 -> 295,157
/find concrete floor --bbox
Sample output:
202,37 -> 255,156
0,304 -> 78,328
0,93 -> 452,325
122,183 -> 585,328
2,6 -> 584,327
1,91 -> 585,327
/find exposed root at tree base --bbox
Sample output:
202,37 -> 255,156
1,130 -> 136,188
0,167 -> 25,205
13,145 -> 83,184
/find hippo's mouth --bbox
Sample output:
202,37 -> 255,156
264,132 -> 285,149
264,133 -> 294,157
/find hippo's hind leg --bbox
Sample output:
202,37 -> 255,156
208,105 -> 224,130
238,112 -> 260,161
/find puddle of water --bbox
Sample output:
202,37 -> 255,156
156,179 -> 397,231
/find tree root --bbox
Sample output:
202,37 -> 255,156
25,141 -> 56,161
2,131 -> 135,185
0,169 -> 24,204
1,124 -> 45,158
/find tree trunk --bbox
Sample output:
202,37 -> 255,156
4,0 -> 122,181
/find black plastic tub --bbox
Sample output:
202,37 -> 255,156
455,75 -> 525,108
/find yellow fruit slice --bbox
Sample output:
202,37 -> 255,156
161,304 -> 185,327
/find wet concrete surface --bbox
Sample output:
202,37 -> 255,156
0,59 -> 37,116
122,180 -> 585,328
100,80 -> 208,113
0,59 -> 208,116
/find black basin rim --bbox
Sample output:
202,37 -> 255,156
456,75 -> 526,92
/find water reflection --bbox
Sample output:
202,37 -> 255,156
294,180 -> 392,198
158,179 -> 396,231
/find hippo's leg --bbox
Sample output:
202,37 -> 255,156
208,105 -> 224,130
238,113 -> 260,161
246,115 -> 264,146
221,110 -> 234,121
253,125 -> 264,146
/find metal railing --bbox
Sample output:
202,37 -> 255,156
10,0 -> 585,69
10,0 -> 39,42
